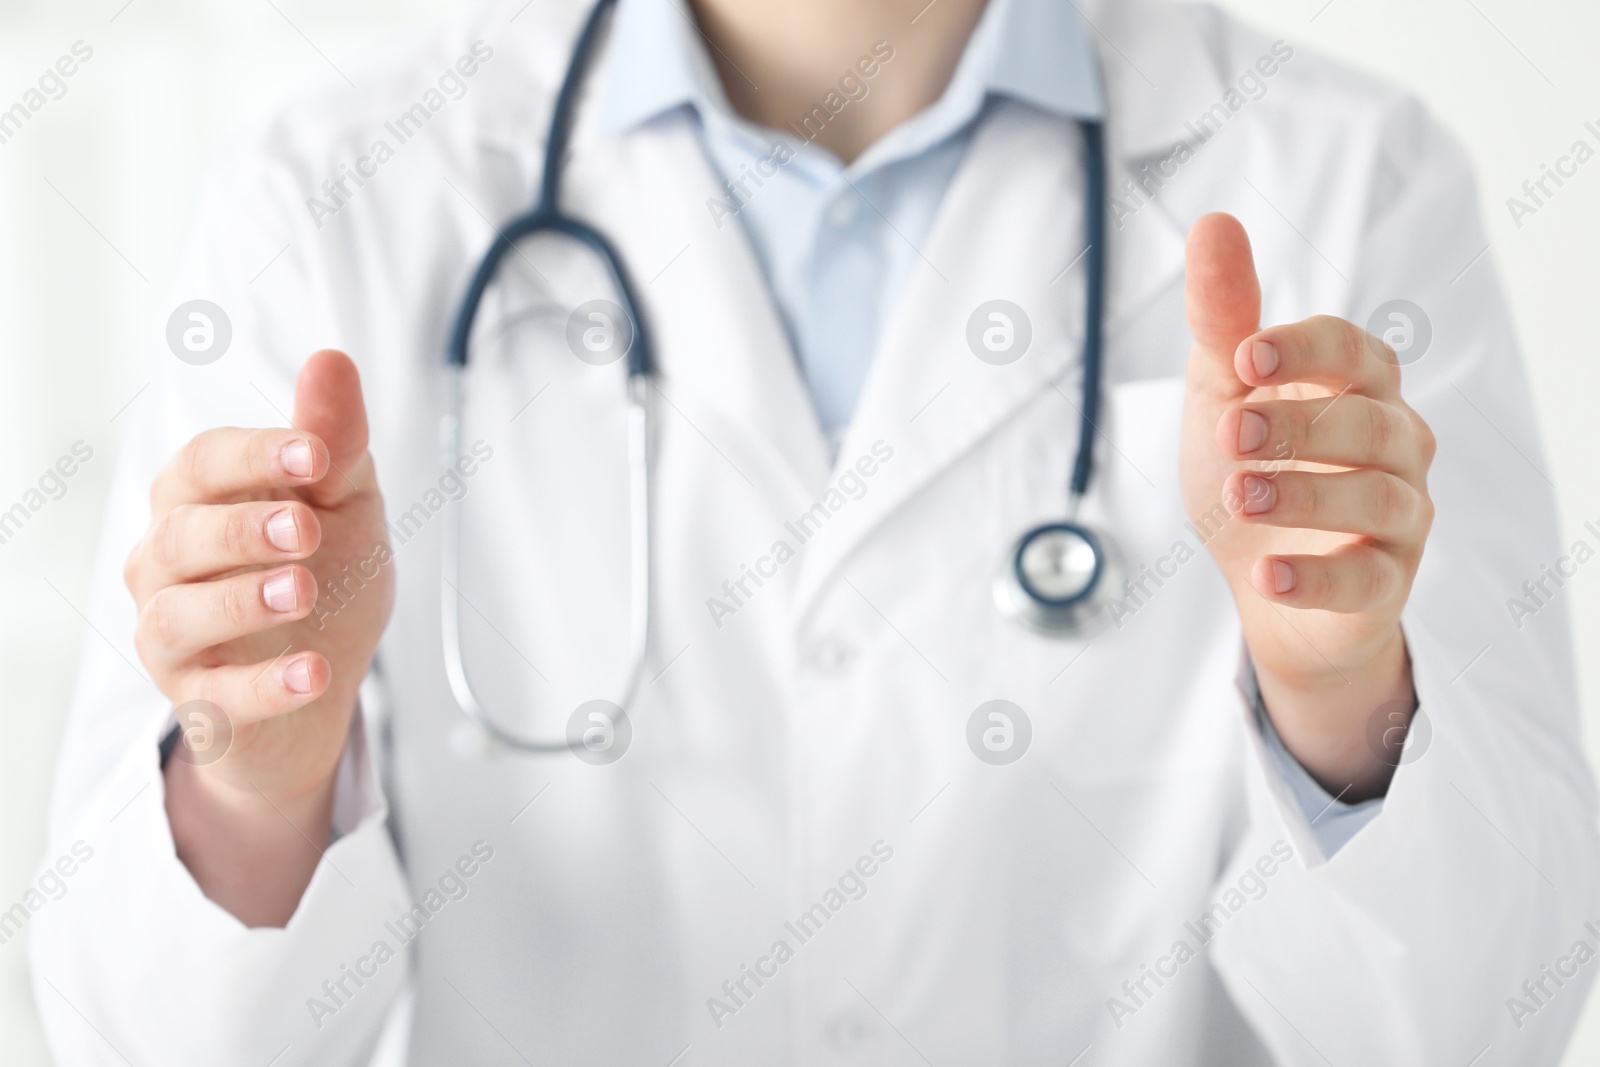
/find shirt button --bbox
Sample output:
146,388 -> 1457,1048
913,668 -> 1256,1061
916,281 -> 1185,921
824,1009 -> 876,1051
827,195 -> 859,228
807,635 -> 857,675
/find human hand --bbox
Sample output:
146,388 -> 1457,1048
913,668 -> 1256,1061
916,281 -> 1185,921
127,350 -> 393,919
1178,214 -> 1433,797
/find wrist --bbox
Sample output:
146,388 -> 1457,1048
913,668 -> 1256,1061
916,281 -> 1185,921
1253,627 -> 1415,802
167,754 -> 336,830
164,749 -> 338,927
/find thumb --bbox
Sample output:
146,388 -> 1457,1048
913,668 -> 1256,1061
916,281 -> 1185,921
292,349 -> 373,506
1185,213 -> 1260,397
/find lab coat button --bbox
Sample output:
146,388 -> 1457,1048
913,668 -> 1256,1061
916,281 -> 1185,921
808,636 -> 856,674
827,195 -> 858,228
823,1009 -> 875,1051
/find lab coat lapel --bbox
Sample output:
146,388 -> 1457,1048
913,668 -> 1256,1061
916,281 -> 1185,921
484,0 -> 1220,625
1092,0 -> 1231,328
787,107 -> 1090,623
788,0 -> 1217,624
476,24 -> 837,513
569,115 -> 834,504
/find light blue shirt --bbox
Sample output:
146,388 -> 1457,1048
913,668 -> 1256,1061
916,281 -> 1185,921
599,0 -> 1104,437
599,0 -> 1380,857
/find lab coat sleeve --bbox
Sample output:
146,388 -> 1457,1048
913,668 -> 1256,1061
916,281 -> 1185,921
1249,662 -> 1385,857
1212,97 -> 1600,1066
27,121 -> 413,1066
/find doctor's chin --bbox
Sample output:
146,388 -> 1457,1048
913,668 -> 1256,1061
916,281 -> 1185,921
14,0 -> 1600,1064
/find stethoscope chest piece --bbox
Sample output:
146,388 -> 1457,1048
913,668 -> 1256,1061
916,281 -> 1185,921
994,522 -> 1123,637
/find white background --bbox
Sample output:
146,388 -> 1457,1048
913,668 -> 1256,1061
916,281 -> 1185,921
1,0 -> 1597,1062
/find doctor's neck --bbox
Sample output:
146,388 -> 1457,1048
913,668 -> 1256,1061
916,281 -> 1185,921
690,0 -> 989,163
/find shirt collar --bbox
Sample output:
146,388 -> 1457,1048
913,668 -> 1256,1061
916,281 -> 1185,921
985,0 -> 1107,121
597,0 -> 1106,140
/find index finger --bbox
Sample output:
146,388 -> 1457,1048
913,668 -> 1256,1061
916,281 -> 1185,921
1236,315 -> 1401,398
151,427 -> 329,515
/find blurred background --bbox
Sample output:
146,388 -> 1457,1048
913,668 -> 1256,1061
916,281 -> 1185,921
2,0 -> 1598,1062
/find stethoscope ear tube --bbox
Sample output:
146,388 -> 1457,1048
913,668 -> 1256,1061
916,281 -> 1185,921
1069,120 -> 1107,502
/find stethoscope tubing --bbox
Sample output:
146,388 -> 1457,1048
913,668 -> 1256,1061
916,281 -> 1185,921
440,0 -> 653,752
440,365 -> 652,752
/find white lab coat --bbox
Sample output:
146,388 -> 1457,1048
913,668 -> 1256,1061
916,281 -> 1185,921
29,0 -> 1600,1064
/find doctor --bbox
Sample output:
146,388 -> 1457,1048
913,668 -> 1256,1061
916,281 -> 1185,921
30,0 -> 1600,1062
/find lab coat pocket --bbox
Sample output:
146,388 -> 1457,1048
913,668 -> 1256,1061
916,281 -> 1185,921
993,372 -> 1240,787
981,373 -> 1248,970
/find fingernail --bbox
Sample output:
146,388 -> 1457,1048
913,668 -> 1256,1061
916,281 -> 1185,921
1270,559 -> 1295,594
1237,410 -> 1267,453
1242,475 -> 1274,514
282,438 -> 314,478
265,508 -> 299,552
283,655 -> 313,695
262,570 -> 298,613
1251,341 -> 1279,379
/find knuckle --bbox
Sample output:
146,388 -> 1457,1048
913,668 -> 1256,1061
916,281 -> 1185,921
1414,412 -> 1438,466
182,433 -> 213,493
1287,402 -> 1312,451
1366,326 -> 1395,364
1363,554 -> 1394,602
193,666 -> 224,706
220,580 -> 253,629
1381,356 -> 1402,392
221,507 -> 255,559
1364,400 -> 1394,460
1339,318 -> 1369,373
251,429 -> 280,482
254,662 -> 290,709
151,508 -> 186,572
141,590 -> 178,651
1371,474 -> 1401,531
122,542 -> 144,595
1361,325 -> 1397,373
1305,559 -> 1332,601
1350,560 -> 1375,603
250,663 -> 273,702
1303,314 -> 1337,341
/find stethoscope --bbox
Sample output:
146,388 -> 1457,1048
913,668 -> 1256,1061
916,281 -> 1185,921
441,0 -> 1119,754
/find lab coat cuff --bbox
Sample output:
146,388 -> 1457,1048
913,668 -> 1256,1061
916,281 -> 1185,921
30,697 -> 411,1063
333,695 -> 387,841
153,691 -> 387,843
1236,647 -> 1387,865
1239,653 -> 1386,860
